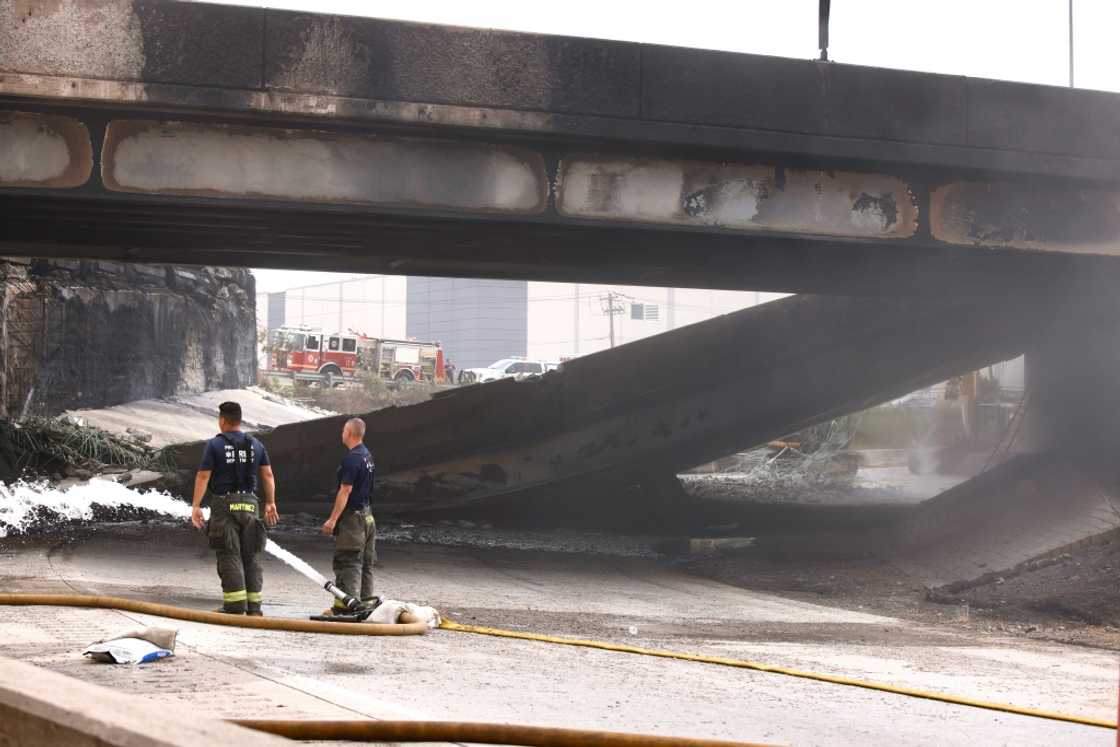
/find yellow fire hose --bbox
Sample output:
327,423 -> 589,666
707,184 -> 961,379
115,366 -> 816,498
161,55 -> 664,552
232,719 -> 775,746
0,593 -> 1112,734
0,593 -> 429,636
439,619 -> 1116,731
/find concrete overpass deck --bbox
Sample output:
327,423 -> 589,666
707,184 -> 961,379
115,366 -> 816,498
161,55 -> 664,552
4,1 -> 1120,293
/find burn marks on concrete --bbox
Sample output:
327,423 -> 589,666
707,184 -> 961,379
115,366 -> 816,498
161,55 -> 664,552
266,15 -> 369,98
966,78 -> 1120,160
852,193 -> 899,232
642,46 -> 966,145
0,1 -> 260,89
931,182 -> 1120,255
0,111 -> 91,188
132,0 -> 263,88
558,159 -> 767,228
0,0 -> 144,82
557,157 -> 916,239
0,259 -> 255,416
264,11 -> 640,116
101,120 -> 547,213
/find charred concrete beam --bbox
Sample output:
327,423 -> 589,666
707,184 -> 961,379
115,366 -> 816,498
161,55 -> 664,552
3,190 -> 1116,298
5,112 -> 1120,293
557,157 -> 915,240
5,2 -> 1120,286
932,182 -> 1120,254
4,1 -> 1120,183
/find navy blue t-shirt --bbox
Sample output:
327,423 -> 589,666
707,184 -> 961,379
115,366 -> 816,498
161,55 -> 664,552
199,431 -> 270,495
337,443 -> 374,511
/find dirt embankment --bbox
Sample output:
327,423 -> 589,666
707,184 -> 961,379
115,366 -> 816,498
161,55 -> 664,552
686,531 -> 1120,651
258,374 -> 439,415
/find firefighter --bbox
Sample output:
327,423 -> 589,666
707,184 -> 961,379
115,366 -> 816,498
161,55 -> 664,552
191,401 -> 278,615
321,417 -> 377,613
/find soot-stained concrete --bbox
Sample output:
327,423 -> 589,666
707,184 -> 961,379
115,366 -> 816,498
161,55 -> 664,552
0,258 -> 256,417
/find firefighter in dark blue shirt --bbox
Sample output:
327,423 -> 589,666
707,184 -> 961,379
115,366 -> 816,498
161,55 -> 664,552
191,401 -> 278,615
321,417 -> 376,613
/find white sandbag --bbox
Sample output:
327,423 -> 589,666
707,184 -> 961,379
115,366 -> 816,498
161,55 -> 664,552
83,626 -> 177,664
83,637 -> 172,664
366,599 -> 441,628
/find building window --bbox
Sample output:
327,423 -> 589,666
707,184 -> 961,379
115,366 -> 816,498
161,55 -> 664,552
631,303 -> 660,321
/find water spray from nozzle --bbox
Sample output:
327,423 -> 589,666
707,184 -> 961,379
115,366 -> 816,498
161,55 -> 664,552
261,541 -> 358,610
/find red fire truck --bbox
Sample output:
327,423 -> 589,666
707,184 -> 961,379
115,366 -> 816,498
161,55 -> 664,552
269,327 -> 445,385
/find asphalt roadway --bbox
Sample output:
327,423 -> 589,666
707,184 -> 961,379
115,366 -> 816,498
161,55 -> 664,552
0,524 -> 1114,746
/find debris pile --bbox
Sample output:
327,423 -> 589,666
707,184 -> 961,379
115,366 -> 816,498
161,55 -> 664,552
260,372 -> 438,415
0,415 -> 166,483
729,415 -> 864,484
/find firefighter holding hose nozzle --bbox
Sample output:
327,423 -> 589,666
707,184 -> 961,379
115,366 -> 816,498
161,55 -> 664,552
321,417 -> 377,615
191,401 -> 278,616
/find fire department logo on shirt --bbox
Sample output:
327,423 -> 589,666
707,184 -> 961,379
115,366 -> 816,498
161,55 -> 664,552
224,443 -> 252,464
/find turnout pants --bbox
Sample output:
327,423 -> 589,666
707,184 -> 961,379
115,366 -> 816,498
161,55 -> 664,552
207,493 -> 268,614
332,507 -> 377,609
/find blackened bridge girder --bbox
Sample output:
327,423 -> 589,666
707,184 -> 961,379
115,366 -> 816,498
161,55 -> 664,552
4,0 -> 1120,293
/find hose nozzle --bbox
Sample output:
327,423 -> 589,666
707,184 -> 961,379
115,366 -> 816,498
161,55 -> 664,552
323,581 -> 360,611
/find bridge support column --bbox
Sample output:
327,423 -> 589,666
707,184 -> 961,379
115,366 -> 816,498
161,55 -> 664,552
1022,320 -> 1120,462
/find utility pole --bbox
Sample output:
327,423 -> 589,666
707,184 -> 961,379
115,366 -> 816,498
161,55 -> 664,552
1068,0 -> 1075,88
818,0 -> 831,62
599,290 -> 628,348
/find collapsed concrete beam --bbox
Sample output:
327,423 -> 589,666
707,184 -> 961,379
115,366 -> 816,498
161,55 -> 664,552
170,292 -> 1057,513
0,656 -> 288,747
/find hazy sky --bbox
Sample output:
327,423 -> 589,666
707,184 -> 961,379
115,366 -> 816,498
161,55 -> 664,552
242,0 -> 1114,293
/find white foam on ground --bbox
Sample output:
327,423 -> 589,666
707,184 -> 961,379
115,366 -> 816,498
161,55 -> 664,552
0,479 -> 334,589
0,480 -> 410,613
0,479 -> 194,537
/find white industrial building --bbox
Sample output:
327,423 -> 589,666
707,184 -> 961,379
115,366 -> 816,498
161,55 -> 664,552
257,275 -> 784,370
257,275 -> 1025,393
